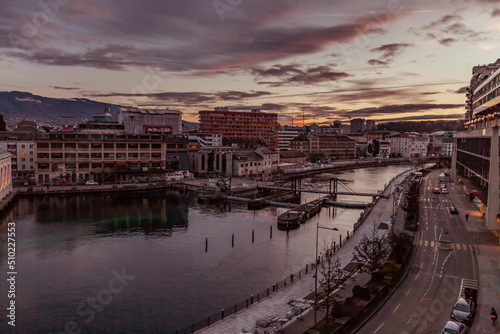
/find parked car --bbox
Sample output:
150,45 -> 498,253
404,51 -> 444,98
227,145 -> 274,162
449,207 -> 458,214
86,180 -> 99,186
441,321 -> 467,334
441,188 -> 448,194
433,188 -> 441,194
450,297 -> 476,325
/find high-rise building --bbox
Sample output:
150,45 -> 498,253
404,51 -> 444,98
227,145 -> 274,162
199,107 -> 279,149
119,108 -> 183,134
278,128 -> 300,151
365,120 -> 376,132
350,118 -> 365,133
453,58 -> 500,229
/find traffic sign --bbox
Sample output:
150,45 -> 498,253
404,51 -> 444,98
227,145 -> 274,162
444,230 -> 448,235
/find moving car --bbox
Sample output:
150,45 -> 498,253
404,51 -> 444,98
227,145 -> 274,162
86,180 -> 99,186
451,297 -> 476,325
433,188 -> 441,194
441,321 -> 467,334
449,207 -> 458,214
441,188 -> 448,194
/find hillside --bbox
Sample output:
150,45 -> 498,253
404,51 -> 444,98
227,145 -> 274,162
0,91 -> 122,126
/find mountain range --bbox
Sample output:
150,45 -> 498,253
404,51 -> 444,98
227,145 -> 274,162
0,91 -> 199,129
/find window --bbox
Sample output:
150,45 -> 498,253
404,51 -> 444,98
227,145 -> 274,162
51,153 -> 63,159
116,153 -> 127,159
65,143 -> 76,149
78,153 -> 89,159
37,143 -> 49,149
128,143 -> 138,149
140,153 -> 150,159
140,143 -> 150,149
104,163 -> 115,169
51,143 -> 63,149
116,143 -> 126,149
65,163 -> 76,169
78,163 -> 89,169
103,153 -> 114,160
65,153 -> 76,159
104,143 -> 114,149
91,153 -> 102,159
91,163 -> 102,169
128,153 -> 138,159
37,153 -> 49,159
167,143 -> 176,149
91,143 -> 102,149
78,143 -> 89,149
38,163 -> 49,170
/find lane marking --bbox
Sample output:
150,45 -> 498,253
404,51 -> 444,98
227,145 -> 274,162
456,244 -> 461,250
414,273 -> 419,281
393,303 -> 401,313
431,241 -> 435,247
374,322 -> 384,334
406,288 -> 412,296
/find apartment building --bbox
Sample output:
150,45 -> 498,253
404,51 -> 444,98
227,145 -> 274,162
119,107 -> 183,135
0,151 -> 12,200
290,134 -> 356,159
34,132 -> 188,185
232,147 -> 280,177
278,128 -> 300,151
453,58 -> 500,229
389,134 -> 428,157
0,121 -> 37,180
199,107 -> 279,150
350,118 -> 365,134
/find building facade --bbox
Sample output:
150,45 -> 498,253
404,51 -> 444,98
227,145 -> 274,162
350,118 -> 365,134
0,151 -> 12,200
119,108 -> 183,135
189,146 -> 235,176
290,135 -> 356,159
199,107 -> 279,150
34,132 -> 188,185
0,133 -> 35,179
278,128 -> 300,151
453,58 -> 500,229
389,134 -> 428,157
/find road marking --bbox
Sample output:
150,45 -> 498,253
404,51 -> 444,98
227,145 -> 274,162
420,262 -> 424,268
494,231 -> 500,238
431,241 -> 434,247
393,303 -> 401,313
406,288 -> 411,295
456,244 -> 461,250
425,240 -> 428,247
374,322 -> 384,333
419,239 -> 422,246
414,273 -> 419,281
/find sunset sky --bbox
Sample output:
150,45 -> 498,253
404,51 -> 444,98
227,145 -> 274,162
1,0 -> 500,124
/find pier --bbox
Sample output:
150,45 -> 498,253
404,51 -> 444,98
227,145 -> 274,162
277,197 -> 328,230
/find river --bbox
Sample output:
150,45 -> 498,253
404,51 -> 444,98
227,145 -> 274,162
0,165 -> 409,333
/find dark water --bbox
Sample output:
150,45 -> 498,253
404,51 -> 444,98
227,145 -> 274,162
0,165 -> 409,333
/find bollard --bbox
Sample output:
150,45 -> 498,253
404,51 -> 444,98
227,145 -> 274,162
290,273 -> 294,282
207,317 -> 210,326
299,271 -> 301,278
306,264 -> 308,273
251,295 -> 254,304
192,324 -> 195,333
333,241 -> 336,252
252,229 -> 254,243
284,279 -> 286,287
267,288 -> 270,296
234,304 -> 237,314
273,284 -> 276,292
246,299 -> 249,307
339,234 -> 342,247
270,225 -> 272,239
221,309 -> 224,319
347,230 -> 350,238
232,233 -> 234,247
257,294 -> 260,302
205,238 -> 208,252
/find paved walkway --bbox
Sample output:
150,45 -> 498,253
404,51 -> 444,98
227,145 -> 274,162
196,171 -> 412,334
450,177 -> 500,333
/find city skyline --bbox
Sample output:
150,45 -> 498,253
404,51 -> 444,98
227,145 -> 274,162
1,0 -> 500,124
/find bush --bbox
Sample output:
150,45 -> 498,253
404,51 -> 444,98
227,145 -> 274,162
331,303 -> 343,318
361,287 -> 371,301
352,285 -> 363,298
382,261 -> 400,277
372,270 -> 386,284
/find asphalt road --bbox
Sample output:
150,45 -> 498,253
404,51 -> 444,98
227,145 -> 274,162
357,170 -> 478,334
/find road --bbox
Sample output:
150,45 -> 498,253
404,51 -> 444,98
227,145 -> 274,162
357,170 -> 478,334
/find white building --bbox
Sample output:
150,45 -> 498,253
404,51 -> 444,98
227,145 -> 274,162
278,129 -> 300,150
389,134 -> 428,157
0,134 -> 36,179
119,108 -> 182,134
188,134 -> 222,147
441,136 -> 453,157
232,147 -> 279,177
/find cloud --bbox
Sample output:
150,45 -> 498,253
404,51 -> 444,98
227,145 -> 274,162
421,14 -> 462,30
439,38 -> 458,46
454,86 -> 468,94
252,64 -> 349,86
493,9 -> 500,17
50,86 -> 80,91
368,43 -> 412,65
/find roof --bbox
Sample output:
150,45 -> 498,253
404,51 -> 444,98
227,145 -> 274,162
120,107 -> 182,115
233,151 -> 262,162
280,150 -> 306,158
291,135 -> 310,142
318,135 -> 354,142
256,147 -> 277,155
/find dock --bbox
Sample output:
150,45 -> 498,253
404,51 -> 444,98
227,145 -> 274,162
277,197 -> 328,230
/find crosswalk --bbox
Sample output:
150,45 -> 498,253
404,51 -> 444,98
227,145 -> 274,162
418,239 -> 474,251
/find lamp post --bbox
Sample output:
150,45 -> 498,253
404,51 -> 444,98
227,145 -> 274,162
314,223 -> 339,324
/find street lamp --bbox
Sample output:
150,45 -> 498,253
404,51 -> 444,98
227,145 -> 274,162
314,223 -> 339,324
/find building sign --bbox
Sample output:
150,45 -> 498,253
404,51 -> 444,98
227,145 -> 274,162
144,125 -> 173,134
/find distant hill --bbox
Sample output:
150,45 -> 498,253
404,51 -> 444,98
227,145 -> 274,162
0,91 -> 123,126
182,120 -> 198,129
377,120 -> 465,133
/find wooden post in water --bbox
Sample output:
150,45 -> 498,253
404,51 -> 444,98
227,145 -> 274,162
232,233 -> 234,247
252,229 -> 254,243
270,225 -> 272,239
339,234 -> 342,247
205,238 -> 208,252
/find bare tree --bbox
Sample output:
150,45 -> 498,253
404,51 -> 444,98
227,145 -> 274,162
352,224 -> 390,278
318,242 -> 346,328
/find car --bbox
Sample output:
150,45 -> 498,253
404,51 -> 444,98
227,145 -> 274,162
86,180 -> 99,186
471,190 -> 479,195
433,188 -> 441,194
450,297 -> 476,326
441,183 -> 447,188
441,321 -> 468,334
23,181 -> 29,186
441,188 -> 448,194
449,207 -> 458,214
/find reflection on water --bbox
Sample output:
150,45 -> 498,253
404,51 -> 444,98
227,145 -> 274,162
0,165 -> 409,333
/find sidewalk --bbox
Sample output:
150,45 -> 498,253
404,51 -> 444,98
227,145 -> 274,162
449,175 -> 500,333
196,171 -> 411,334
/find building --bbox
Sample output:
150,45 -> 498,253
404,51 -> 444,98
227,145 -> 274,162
365,130 -> 398,141
290,134 -> 356,160
278,128 -> 300,151
0,151 -> 13,200
453,58 -> 500,229
367,139 -> 390,157
189,146 -> 235,176
188,134 -> 223,149
365,120 -> 376,132
0,121 -> 37,180
389,134 -> 428,157
232,147 -> 279,177
279,150 -> 306,165
199,107 -> 279,150
350,118 -> 365,134
426,131 -> 455,156
119,108 -> 182,135
34,132 -> 188,185
441,136 -> 453,157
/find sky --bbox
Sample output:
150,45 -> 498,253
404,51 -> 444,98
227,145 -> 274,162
1,0 -> 500,125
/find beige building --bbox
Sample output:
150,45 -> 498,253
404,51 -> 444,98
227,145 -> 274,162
290,134 -> 356,159
232,147 -> 280,177
0,151 -> 13,200
119,108 -> 183,135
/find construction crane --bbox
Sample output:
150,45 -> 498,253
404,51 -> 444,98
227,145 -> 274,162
60,116 -> 75,131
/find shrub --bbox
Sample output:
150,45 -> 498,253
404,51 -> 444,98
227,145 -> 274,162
382,261 -> 400,277
361,287 -> 371,301
352,285 -> 363,298
331,303 -> 343,318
